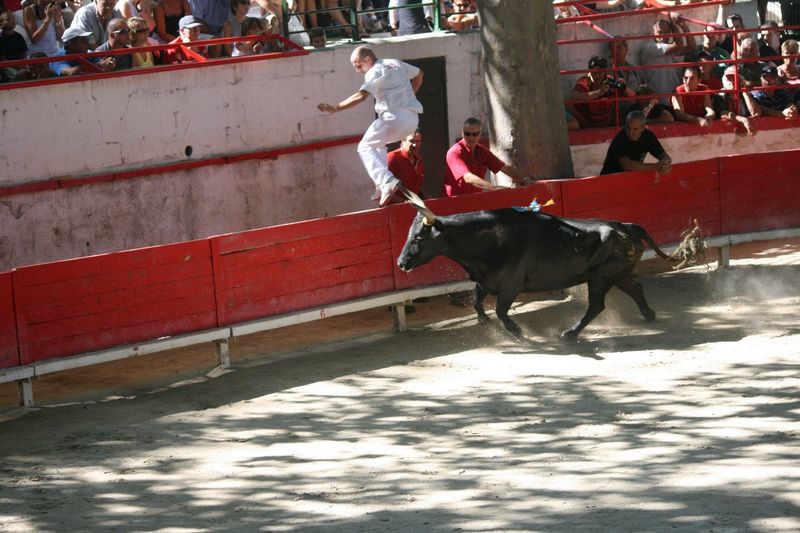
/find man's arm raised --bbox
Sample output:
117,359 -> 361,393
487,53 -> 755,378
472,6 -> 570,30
318,90 -> 371,113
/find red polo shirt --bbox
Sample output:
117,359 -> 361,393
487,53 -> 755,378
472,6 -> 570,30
387,147 -> 424,202
442,139 -> 505,197
162,37 -> 208,64
675,83 -> 710,117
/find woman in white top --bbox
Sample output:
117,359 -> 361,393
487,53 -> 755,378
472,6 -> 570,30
23,0 -> 64,56
222,0 -> 249,56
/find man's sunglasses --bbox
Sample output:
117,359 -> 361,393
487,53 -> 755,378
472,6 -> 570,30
462,131 -> 480,137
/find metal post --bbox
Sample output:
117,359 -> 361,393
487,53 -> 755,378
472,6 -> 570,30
350,0 -> 361,42
432,0 -> 440,32
392,302 -> 407,332
215,339 -> 231,369
717,245 -> 731,269
17,378 -> 33,407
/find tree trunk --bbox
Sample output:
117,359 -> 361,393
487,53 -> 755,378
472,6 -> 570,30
476,1 -> 574,180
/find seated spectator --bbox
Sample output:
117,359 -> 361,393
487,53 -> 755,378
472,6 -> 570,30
719,13 -> 751,54
608,38 -> 643,92
134,0 -> 158,34
570,55 -> 627,128
49,25 -> 116,75
293,0 -> 318,31
12,51 -> 56,80
128,15 -> 158,67
389,0 -> 431,36
442,117 -> 528,197
308,27 -> 326,49
624,84 -> 675,123
387,129 -> 425,204
778,39 -> 800,87
600,110 -> 672,175
640,13 -> 696,103
685,24 -> 730,78
23,0 -> 65,56
94,17 -> 131,70
697,50 -> 723,91
737,37 -> 769,88
758,21 -> 782,60
0,9 -> 28,66
751,65 -> 799,119
232,16 -> 270,56
70,0 -> 124,48
717,65 -> 758,135
446,0 -> 478,31
162,14 -> 208,63
671,65 -> 715,127
153,0 -> 192,43
222,0 -> 248,56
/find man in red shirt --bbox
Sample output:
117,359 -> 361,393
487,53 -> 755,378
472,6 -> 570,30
672,65 -> 715,128
386,129 -> 425,204
570,55 -> 628,128
162,15 -> 208,65
442,117 -> 528,197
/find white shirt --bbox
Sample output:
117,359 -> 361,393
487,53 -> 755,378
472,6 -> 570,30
360,59 -> 423,115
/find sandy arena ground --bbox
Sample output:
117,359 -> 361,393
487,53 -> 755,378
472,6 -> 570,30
0,240 -> 799,532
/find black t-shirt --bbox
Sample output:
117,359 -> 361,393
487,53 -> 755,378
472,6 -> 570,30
600,128 -> 666,175
0,31 -> 28,61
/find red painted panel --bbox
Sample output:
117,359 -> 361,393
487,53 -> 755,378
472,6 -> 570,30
0,272 -> 19,369
213,210 -> 395,325
720,151 -> 800,234
16,240 -> 217,364
562,160 -> 721,245
389,182 -> 564,290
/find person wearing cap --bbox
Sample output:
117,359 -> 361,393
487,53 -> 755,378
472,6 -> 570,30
608,39 -> 643,93
718,13 -> 751,54
69,0 -> 123,47
751,65 -> 799,118
162,14 -> 208,64
317,46 -> 424,207
640,12 -> 696,103
717,65 -> 758,135
600,109 -> 672,176
49,24 -> 116,75
93,17 -> 131,70
671,65 -> 715,128
570,55 -> 628,128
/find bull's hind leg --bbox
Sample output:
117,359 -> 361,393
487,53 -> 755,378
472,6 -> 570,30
495,290 -> 522,338
561,279 -> 612,340
615,276 -> 656,322
474,284 -> 490,324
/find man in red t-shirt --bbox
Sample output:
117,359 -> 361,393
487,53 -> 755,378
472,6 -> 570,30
672,65 -> 715,128
570,55 -> 627,128
162,15 -> 208,65
442,117 -> 529,197
386,129 -> 425,204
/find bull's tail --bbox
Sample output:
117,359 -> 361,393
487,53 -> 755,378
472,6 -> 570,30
628,224 -> 675,261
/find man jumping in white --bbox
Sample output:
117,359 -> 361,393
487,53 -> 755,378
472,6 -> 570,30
318,46 -> 424,207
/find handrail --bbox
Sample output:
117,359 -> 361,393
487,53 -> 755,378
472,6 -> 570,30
555,0 -> 729,24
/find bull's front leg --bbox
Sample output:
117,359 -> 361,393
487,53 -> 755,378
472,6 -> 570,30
495,290 -> 522,339
474,284 -> 490,324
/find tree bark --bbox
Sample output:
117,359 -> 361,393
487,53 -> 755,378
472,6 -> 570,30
476,1 -> 574,180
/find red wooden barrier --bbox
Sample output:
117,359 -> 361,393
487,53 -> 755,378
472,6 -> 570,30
719,149 -> 800,235
388,182 -> 563,290
561,159 -> 722,245
14,240 -> 217,364
212,210 -> 395,325
0,272 -> 19,369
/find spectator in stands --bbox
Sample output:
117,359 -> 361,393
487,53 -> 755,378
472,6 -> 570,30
609,38 -> 644,91
292,0 -> 318,31
758,21 -> 782,59
697,50 -> 723,91
162,14 -> 208,63
308,27 -> 326,48
12,51 -> 55,80
389,0 -> 430,36
600,110 -> 672,175
446,0 -> 477,31
751,64 -> 799,118
386,128 -> 425,203
71,0 -> 124,48
232,16 -> 270,56
672,65 -> 715,127
442,117 -> 528,197
153,0 -> 191,43
777,39 -> 800,87
570,55 -> 627,128
565,108 -> 580,129
23,0 -> 65,56
623,84 -> 675,123
719,13 -> 750,54
738,37 -> 769,88
49,25 -> 116,75
0,9 -> 28,63
317,46 -> 424,206
94,17 -> 131,70
133,0 -> 157,34
686,24 -> 730,78
717,65 -> 758,135
188,0 -> 228,36
221,0 -> 248,56
640,12 -> 696,103
128,15 -> 158,67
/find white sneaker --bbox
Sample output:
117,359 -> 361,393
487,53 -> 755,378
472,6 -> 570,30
379,182 -> 399,207
370,187 -> 381,201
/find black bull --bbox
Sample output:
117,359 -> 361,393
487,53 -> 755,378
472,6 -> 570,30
397,206 -> 674,339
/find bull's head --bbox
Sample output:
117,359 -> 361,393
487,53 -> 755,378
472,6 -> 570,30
396,193 -> 443,272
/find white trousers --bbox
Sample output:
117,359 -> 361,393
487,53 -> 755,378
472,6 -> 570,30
357,109 -> 419,190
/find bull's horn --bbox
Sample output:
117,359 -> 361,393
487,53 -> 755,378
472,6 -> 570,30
397,184 -> 436,225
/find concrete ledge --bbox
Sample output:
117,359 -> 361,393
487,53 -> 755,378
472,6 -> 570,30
0,365 -> 34,385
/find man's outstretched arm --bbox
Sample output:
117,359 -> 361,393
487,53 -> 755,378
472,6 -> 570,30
318,90 -> 371,113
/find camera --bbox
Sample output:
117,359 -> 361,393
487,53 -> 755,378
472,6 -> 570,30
604,77 -> 626,91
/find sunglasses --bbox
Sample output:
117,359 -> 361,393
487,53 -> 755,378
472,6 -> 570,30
110,28 -> 128,35
131,28 -> 148,34
463,131 -> 480,137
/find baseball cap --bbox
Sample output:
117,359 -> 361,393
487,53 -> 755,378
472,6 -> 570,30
588,55 -> 607,69
178,15 -> 203,30
696,50 -> 713,60
62,26 -> 93,43
761,65 -> 778,77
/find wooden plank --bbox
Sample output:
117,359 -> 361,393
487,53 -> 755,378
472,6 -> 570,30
0,272 -> 20,369
718,148 -> 800,174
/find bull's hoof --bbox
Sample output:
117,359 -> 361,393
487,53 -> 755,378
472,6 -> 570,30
476,313 -> 490,325
560,329 -> 579,342
643,310 -> 656,322
504,322 -> 523,339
